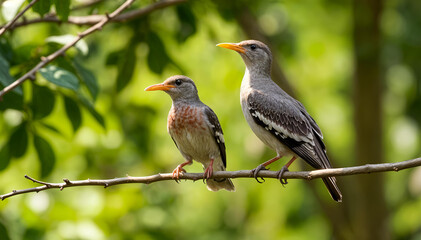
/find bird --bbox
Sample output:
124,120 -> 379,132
217,40 -> 342,202
145,75 -> 235,192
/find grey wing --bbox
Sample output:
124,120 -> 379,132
203,106 -> 226,168
247,91 -> 330,169
294,99 -> 324,140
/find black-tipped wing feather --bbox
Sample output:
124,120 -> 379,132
203,107 -> 227,168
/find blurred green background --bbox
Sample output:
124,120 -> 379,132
1,0 -> 421,239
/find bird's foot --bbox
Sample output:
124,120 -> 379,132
277,165 -> 289,186
172,166 -> 187,183
251,164 -> 269,183
203,164 -> 213,183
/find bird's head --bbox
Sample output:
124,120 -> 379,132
145,75 -> 200,102
217,40 -> 272,75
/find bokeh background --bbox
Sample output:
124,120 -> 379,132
1,0 -> 421,239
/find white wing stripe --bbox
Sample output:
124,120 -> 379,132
251,109 -> 314,144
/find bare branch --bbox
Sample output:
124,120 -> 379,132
1,158 -> 420,201
0,0 -> 40,36
0,0 -> 183,99
4,0 -> 186,30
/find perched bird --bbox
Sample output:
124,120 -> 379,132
217,40 -> 342,202
145,75 -> 235,192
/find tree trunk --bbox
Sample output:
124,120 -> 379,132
352,0 -> 389,239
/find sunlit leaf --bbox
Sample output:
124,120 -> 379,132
0,53 -> 22,95
9,122 -> 28,158
73,60 -> 99,100
31,85 -> 55,119
39,65 -> 79,91
2,0 -> 25,21
116,43 -> 137,92
33,134 -> 55,177
31,0 -> 51,17
78,94 -> 105,128
0,144 -> 11,171
146,32 -> 171,74
46,35 -> 88,55
53,0 -> 70,21
64,95 -> 82,132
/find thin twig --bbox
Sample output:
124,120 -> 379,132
1,157 -> 420,200
3,0 -> 186,30
0,0 -> 40,36
0,0 -> 183,99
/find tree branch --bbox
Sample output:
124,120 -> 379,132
3,0 -> 186,30
1,158 -> 420,201
0,0 -> 40,36
0,0 -> 184,99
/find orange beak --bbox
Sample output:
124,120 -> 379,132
217,43 -> 246,53
144,83 -> 176,91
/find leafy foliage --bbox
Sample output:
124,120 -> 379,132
116,42 -> 137,92
64,95 -> 82,132
31,85 -> 55,119
31,0 -> 52,17
0,54 -> 22,95
53,0 -> 70,21
33,134 -> 55,177
8,122 -> 28,159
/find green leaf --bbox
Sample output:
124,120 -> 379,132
0,91 -> 24,111
53,0 -> 70,21
0,53 -> 22,95
31,0 -> 51,17
78,94 -> 105,128
176,5 -> 197,42
9,122 -> 28,158
116,44 -> 137,92
39,65 -> 79,91
46,35 -> 88,55
2,0 -> 25,21
146,32 -> 171,74
0,144 -> 11,171
31,85 -> 55,119
105,50 -> 121,66
0,39 -> 13,62
33,134 -> 55,177
39,122 -> 61,134
73,60 -> 99,100
64,96 -> 82,132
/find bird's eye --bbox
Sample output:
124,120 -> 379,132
175,79 -> 182,86
250,44 -> 257,50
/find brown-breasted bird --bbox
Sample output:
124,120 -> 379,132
145,75 -> 235,192
217,40 -> 342,201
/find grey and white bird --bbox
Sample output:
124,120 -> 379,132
217,40 -> 342,202
145,75 -> 235,192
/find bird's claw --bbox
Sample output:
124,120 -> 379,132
203,165 -> 213,183
251,164 -> 268,183
277,166 -> 289,186
172,167 -> 186,183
